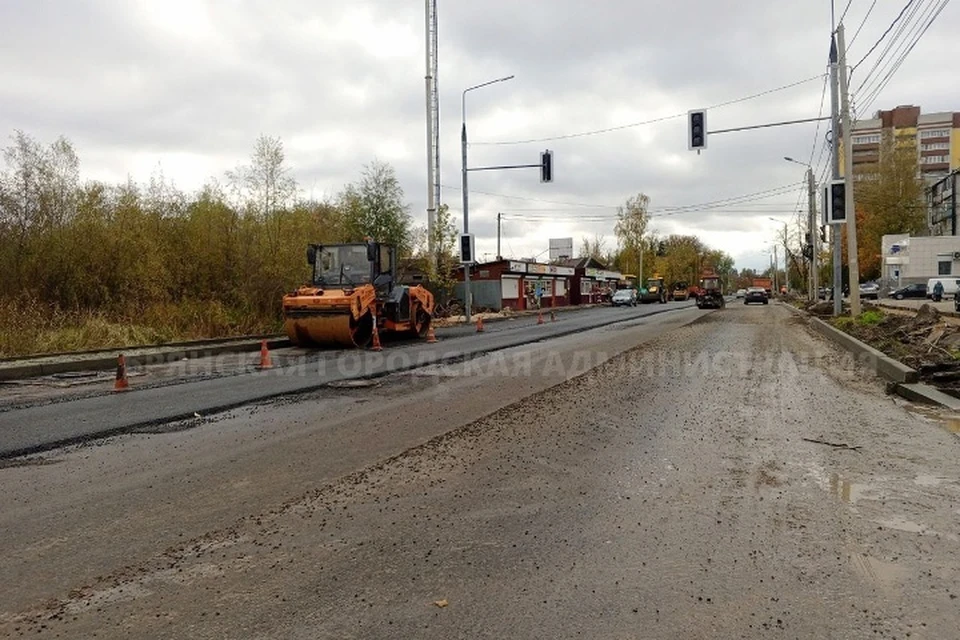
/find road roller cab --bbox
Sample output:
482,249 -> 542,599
282,240 -> 434,348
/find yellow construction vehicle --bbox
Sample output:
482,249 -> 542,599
282,240 -> 434,348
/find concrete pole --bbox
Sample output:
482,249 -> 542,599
461,121 -> 471,322
808,168 -> 818,302
830,34 -> 843,316
838,24 -> 861,316
497,212 -> 502,260
774,244 -> 779,294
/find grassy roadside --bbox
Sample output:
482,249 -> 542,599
0,299 -> 281,358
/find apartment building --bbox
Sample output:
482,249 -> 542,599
841,105 -> 960,182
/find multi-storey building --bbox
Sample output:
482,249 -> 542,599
841,105 -> 960,183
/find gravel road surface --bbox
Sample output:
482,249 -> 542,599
1,303 -> 958,639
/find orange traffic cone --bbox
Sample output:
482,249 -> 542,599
476,316 -> 485,332
257,340 -> 273,369
114,354 -> 129,391
426,323 -> 438,343
537,309 -> 544,325
371,319 -> 383,351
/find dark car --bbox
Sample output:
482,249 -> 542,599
891,283 -> 927,300
744,287 -> 768,305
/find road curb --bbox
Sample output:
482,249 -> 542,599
893,382 -> 960,410
808,317 -> 918,383
434,303 -> 605,329
0,338 -> 291,382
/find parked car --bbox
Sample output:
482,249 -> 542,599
890,283 -> 927,300
859,282 -> 880,300
735,289 -> 746,299
744,287 -> 768,305
611,288 -> 637,307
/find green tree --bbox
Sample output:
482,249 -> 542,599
339,160 -> 413,254
614,193 -> 651,277
854,131 -> 926,280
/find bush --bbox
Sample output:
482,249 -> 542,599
856,310 -> 884,326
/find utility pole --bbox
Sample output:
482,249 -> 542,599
808,168 -> 818,302
496,212 -> 502,260
638,240 -> 644,287
773,244 -> 779,294
837,23 -> 861,316
830,34 -> 843,316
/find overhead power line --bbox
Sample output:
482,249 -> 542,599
856,0 -> 950,114
850,0 -> 918,73
442,182 -> 804,214
470,74 -> 827,146
848,0 -> 878,47
838,0 -> 856,25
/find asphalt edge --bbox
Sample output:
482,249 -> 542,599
0,338 -> 292,382
0,304 -> 614,382
1,302 -> 703,459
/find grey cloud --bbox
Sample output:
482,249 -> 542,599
1,0 -> 956,273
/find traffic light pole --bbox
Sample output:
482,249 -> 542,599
461,120 -> 472,323
830,35 -> 843,317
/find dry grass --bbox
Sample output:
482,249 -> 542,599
0,298 -> 281,358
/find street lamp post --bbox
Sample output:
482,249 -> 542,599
769,217 -> 788,295
461,75 -> 514,322
784,157 -> 818,302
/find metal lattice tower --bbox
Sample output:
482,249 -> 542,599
424,0 -> 440,264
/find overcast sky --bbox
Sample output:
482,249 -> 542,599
2,0 -> 957,271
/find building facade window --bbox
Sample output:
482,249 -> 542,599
921,142 -> 950,151
938,261 -> 952,275
920,129 -> 950,139
921,155 -> 950,164
852,134 -> 880,145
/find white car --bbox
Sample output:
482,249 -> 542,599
735,289 -> 746,299
611,289 -> 637,307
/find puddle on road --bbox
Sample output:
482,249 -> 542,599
914,474 -> 950,487
942,418 -> 960,434
876,516 -> 926,534
829,472 -> 869,503
850,553 -> 912,587
902,405 -> 960,436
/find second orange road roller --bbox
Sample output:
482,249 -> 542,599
282,240 -> 435,348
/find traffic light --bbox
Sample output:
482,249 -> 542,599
459,233 -> 475,264
827,179 -> 846,224
688,109 -> 707,150
540,149 -> 553,183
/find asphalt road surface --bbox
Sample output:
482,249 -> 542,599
0,300 -> 694,457
1,303 -> 958,639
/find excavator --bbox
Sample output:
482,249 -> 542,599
282,240 -> 434,348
